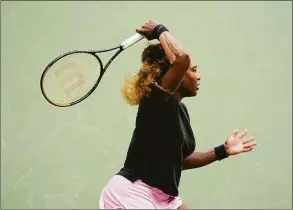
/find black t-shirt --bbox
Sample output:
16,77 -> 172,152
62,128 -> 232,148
117,85 -> 196,196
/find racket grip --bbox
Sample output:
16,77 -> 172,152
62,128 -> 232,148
121,33 -> 144,50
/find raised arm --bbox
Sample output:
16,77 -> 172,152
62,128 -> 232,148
136,20 -> 191,93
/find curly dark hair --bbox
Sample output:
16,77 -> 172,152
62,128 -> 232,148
121,43 -> 170,105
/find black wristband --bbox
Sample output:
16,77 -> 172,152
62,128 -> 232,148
152,24 -> 169,40
214,144 -> 228,161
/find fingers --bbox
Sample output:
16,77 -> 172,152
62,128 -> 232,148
233,129 -> 254,143
135,28 -> 148,37
242,147 -> 254,152
242,136 -> 255,144
243,138 -> 257,154
243,144 -> 257,152
244,142 -> 257,148
238,129 -> 248,139
147,20 -> 159,25
229,128 -> 257,153
138,20 -> 159,29
232,129 -> 238,137
242,134 -> 257,153
136,25 -> 147,32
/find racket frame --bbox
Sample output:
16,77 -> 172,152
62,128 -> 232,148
40,33 -> 144,107
40,46 -> 123,107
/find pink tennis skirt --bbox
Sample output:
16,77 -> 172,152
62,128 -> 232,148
99,175 -> 183,209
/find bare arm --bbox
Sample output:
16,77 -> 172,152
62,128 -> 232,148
136,20 -> 191,93
159,31 -> 191,93
183,129 -> 257,170
183,150 -> 218,170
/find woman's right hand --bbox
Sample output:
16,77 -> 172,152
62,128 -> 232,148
136,20 -> 160,40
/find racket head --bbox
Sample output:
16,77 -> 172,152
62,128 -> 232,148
40,51 -> 103,107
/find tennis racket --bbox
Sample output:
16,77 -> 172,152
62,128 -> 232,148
40,33 -> 145,107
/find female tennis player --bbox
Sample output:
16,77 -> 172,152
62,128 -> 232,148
99,20 -> 257,209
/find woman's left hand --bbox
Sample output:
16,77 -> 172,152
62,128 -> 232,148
224,129 -> 257,156
136,20 -> 159,40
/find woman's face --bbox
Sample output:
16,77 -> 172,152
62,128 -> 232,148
179,60 -> 201,97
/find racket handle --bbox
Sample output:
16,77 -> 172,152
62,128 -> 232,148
121,33 -> 144,50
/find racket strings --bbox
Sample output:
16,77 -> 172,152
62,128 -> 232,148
42,53 -> 101,105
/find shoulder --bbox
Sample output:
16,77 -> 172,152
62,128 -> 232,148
148,83 -> 176,102
179,102 -> 190,121
138,84 -> 180,116
179,102 -> 188,112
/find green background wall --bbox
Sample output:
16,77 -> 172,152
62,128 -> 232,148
1,1 -> 292,209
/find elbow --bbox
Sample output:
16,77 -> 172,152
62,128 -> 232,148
181,53 -> 191,66
178,52 -> 190,62
171,52 -> 191,67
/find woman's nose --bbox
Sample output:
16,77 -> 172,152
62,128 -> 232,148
196,73 -> 201,80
